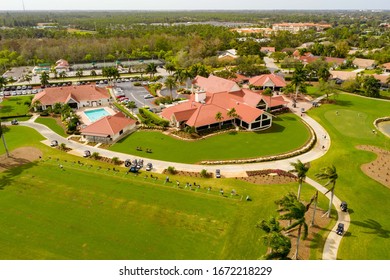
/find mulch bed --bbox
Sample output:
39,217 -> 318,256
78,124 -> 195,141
357,145 -> 390,188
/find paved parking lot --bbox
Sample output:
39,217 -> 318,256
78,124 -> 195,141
114,82 -> 158,113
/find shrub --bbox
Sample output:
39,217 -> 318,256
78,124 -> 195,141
40,111 -> 49,116
167,166 -> 177,175
200,169 -> 210,178
112,157 -> 121,165
138,108 -> 169,127
91,152 -> 101,160
133,82 -> 142,86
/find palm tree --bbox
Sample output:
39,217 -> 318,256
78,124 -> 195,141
76,69 -> 84,81
146,62 -> 157,79
289,160 -> 310,201
257,217 -> 291,260
277,192 -> 311,260
318,79 -> 336,101
0,120 -> 10,157
291,64 -> 307,98
227,107 -> 238,119
310,191 -> 319,227
165,62 -> 176,75
90,70 -> 97,77
24,73 -> 32,84
164,76 -> 177,101
126,101 -> 137,113
40,72 -> 50,87
315,165 -> 338,218
58,71 -> 67,82
0,76 -> 7,89
59,143 -> 67,151
215,112 -> 224,129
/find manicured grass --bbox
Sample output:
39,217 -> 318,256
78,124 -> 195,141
0,152 -> 327,260
306,86 -> 323,98
0,96 -> 32,118
110,114 -> 311,163
35,117 -> 68,137
0,126 -> 45,155
307,93 -> 390,260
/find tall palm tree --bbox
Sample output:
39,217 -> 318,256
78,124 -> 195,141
289,160 -> 310,201
291,64 -> 307,99
164,76 -> 177,101
58,71 -> 67,82
40,72 -> 50,87
315,165 -> 338,218
215,112 -> 224,129
165,62 -> 176,75
310,191 -> 319,227
277,192 -> 311,260
146,63 -> 157,79
257,217 -> 291,260
0,120 -> 10,157
76,69 -> 84,81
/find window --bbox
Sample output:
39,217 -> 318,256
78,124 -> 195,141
119,129 -> 123,135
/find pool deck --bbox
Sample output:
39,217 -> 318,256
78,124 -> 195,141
76,106 -> 117,126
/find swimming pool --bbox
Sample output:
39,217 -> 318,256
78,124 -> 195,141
84,108 -> 111,123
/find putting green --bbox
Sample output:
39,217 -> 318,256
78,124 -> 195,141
324,109 -> 374,139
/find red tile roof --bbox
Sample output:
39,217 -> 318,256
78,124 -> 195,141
193,75 -> 241,93
249,74 -> 287,88
161,76 -> 285,128
382,62 -> 390,69
80,112 -> 136,137
32,85 -> 109,106
230,73 -> 250,83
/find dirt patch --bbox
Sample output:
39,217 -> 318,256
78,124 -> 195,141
0,147 -> 43,172
357,145 -> 390,188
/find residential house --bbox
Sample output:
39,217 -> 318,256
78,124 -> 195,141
249,74 -> 287,91
217,49 -> 238,61
81,112 -> 136,143
55,59 -> 70,72
161,75 -> 287,132
381,62 -> 390,73
260,47 -> 276,54
32,85 -> 111,111
352,58 -> 376,69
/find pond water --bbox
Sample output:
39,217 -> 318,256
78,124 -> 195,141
378,121 -> 390,137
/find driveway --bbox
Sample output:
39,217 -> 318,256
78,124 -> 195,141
115,82 -> 158,112
264,56 -> 280,73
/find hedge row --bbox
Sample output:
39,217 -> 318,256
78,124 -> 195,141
138,108 -> 169,127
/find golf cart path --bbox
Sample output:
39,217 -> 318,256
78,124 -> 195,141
16,101 -> 347,260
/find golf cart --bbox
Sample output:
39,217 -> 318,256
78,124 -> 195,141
336,223 -> 345,235
11,119 -> 19,125
50,140 -> 58,147
83,150 -> 91,157
340,201 -> 348,212
145,163 -> 153,171
215,169 -> 221,178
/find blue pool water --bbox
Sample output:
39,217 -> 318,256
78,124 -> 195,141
84,108 -> 111,122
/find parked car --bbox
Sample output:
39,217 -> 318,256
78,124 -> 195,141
145,163 -> 153,171
336,223 -> 345,235
215,169 -> 221,178
340,201 -> 348,212
144,94 -> 154,99
83,150 -> 91,157
50,140 -> 58,147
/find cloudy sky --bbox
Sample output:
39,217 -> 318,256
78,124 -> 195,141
0,0 -> 389,11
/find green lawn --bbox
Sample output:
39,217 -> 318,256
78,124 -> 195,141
35,117 -> 68,137
110,114 -> 311,163
0,149 -> 327,259
0,96 -> 32,119
0,126 -> 45,155
307,93 -> 390,260
0,126 -> 330,260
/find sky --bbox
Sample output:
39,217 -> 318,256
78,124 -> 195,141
0,0 -> 389,11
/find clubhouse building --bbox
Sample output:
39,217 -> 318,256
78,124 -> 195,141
32,85 -> 111,111
161,75 -> 287,132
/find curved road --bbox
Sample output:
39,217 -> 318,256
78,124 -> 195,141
12,98 -> 348,260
